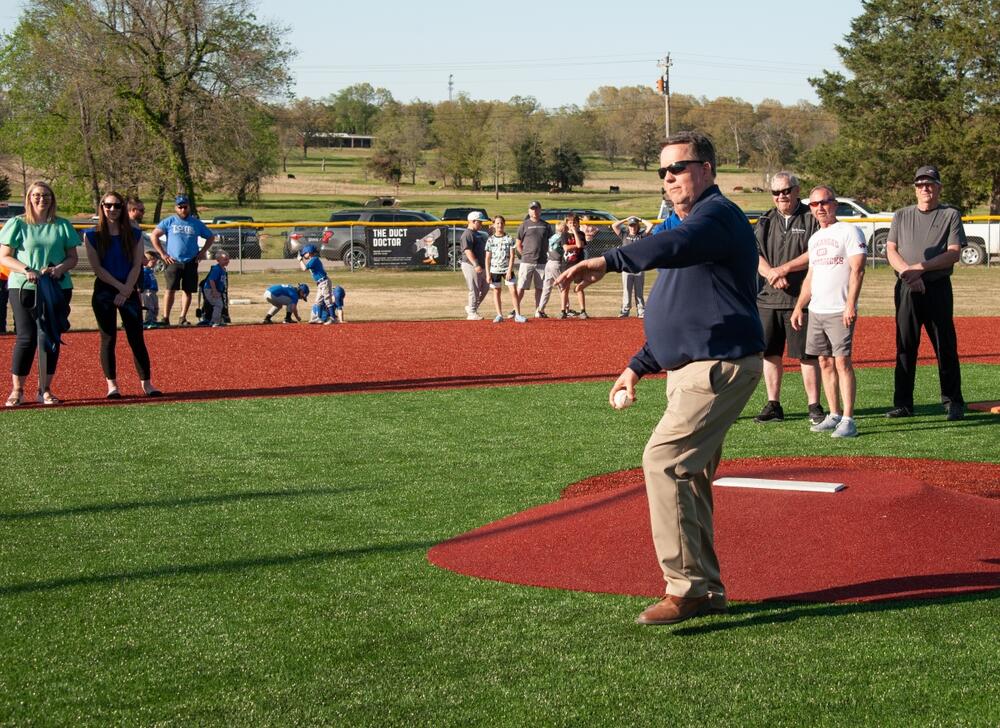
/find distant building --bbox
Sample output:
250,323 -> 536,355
312,132 -> 373,149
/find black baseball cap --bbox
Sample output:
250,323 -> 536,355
913,165 -> 941,184
528,201 -> 541,209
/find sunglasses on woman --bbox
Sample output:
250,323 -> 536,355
102,202 -> 123,209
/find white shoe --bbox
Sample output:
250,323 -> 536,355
831,417 -> 858,438
810,414 -> 842,433
467,312 -> 483,321
513,314 -> 527,323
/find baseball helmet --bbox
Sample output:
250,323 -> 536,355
297,283 -> 309,298
301,244 -> 318,255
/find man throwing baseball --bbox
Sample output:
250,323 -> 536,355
556,131 -> 764,626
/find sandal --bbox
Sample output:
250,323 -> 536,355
179,317 -> 191,326
37,391 -> 60,405
5,390 -> 23,408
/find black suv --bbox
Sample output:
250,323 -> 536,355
209,215 -> 262,259
285,209 -> 452,269
0,201 -> 25,226
441,207 -> 489,222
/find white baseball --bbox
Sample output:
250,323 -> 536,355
613,390 -> 633,410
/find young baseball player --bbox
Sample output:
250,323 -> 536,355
611,216 -> 653,318
263,283 -> 309,323
197,252 -> 229,327
299,244 -> 337,325
140,252 -> 160,329
484,215 -> 523,323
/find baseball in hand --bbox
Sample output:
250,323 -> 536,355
613,390 -> 633,410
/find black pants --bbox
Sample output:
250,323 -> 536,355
0,278 -> 8,333
893,276 -> 963,409
92,280 -> 151,380
9,287 -> 73,377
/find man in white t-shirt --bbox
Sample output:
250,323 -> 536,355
791,185 -> 867,438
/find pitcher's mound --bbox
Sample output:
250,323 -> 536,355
429,457 -> 1000,602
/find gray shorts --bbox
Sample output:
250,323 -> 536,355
516,262 -> 545,291
806,311 -> 855,357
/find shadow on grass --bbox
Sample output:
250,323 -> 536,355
672,583 -> 1000,636
0,541 -> 435,597
0,486 -> 366,522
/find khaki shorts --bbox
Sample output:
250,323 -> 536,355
806,311 -> 855,357
516,262 -> 545,291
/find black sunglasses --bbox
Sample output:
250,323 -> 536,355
101,202 -> 122,209
771,187 -> 795,197
657,160 -> 704,179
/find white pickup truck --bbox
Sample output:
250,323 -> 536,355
832,198 -> 894,257
958,217 -> 999,266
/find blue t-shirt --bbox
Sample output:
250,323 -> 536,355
84,228 -> 141,283
305,255 -> 327,282
141,267 -> 158,292
156,214 -> 213,262
203,263 -> 227,293
267,284 -> 299,299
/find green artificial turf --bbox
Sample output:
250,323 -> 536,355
1,366 -> 998,725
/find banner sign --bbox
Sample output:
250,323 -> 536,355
365,225 -> 453,268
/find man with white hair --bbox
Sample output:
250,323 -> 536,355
459,211 -> 489,320
753,171 -> 824,425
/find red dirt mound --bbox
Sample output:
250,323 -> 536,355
428,457 -> 1000,603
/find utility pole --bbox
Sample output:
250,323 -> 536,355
448,74 -> 453,102
657,54 -> 672,137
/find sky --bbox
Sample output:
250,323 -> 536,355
249,0 -> 864,108
1,0 -> 864,108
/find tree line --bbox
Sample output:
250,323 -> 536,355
1,0 -> 997,214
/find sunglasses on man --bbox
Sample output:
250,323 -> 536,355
657,160 -> 704,179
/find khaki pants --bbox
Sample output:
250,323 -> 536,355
642,354 -> 762,598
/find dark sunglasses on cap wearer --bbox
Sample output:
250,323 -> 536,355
914,181 -> 938,189
771,187 -> 795,197
657,160 -> 704,179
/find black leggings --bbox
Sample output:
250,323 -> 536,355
92,280 -> 151,380
9,287 -> 73,377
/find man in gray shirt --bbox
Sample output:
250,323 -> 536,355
885,165 -> 967,420
515,201 -> 553,317
459,211 -> 489,320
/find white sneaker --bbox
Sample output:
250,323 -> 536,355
810,414 -> 842,433
831,417 -> 858,438
467,312 -> 483,321
513,314 -> 527,323
492,315 -> 503,323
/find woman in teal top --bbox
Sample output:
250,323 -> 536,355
0,181 -> 80,406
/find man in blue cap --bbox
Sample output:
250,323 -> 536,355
150,194 -> 215,326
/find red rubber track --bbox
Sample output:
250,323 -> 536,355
0,316 -> 997,407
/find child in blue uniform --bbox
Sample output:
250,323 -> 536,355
299,244 -> 338,324
198,252 -> 229,326
263,283 -> 309,323
140,252 -> 160,328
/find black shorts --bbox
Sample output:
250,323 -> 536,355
163,259 -> 200,293
759,306 -> 813,360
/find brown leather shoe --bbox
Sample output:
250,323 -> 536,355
636,594 -> 713,625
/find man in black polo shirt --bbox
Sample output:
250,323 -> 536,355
885,165 -> 967,421
754,172 -> 824,425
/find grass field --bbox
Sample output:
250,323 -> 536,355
1,365 -> 998,725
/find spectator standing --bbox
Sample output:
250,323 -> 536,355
263,283 -> 309,324
556,132 -> 763,626
0,263 -> 8,334
150,194 -> 215,327
198,252 -> 229,327
611,216 -> 653,318
790,186 -> 867,438
753,172 -> 824,425
298,244 -> 337,325
540,213 -> 583,318
484,215 -> 523,323
83,191 -> 161,399
139,252 -> 160,328
459,211 -> 489,320
885,165 -> 967,421
515,201 -> 554,318
0,181 -> 79,406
